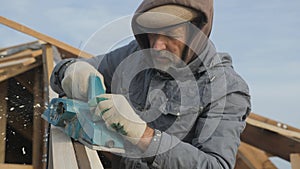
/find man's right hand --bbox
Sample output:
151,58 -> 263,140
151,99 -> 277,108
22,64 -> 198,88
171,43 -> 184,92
61,61 -> 105,101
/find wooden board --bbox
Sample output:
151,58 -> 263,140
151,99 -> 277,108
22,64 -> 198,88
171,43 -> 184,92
0,164 -> 33,169
73,142 -> 92,169
48,126 -> 78,169
290,154 -> 300,169
32,66 -> 44,169
0,41 -> 38,53
234,156 -> 251,169
0,49 -> 42,64
237,142 -> 277,169
247,114 -> 300,139
84,146 -> 104,169
241,123 -> 300,161
0,16 -> 93,58
0,81 -> 7,163
249,113 -> 300,133
0,58 -> 42,83
42,44 -> 54,82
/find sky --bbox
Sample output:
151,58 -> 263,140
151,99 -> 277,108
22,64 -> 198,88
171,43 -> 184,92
1,1 -> 299,168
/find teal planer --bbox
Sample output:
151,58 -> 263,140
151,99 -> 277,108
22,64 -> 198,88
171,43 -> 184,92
42,75 -> 124,153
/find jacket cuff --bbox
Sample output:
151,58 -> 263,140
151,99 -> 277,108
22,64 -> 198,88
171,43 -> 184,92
50,59 -> 76,96
142,130 -> 180,168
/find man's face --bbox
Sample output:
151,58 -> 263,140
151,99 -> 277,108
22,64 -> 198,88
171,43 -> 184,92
147,25 -> 188,71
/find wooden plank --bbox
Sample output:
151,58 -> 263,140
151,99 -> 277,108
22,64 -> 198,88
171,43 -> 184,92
241,123 -> 300,161
0,58 -> 36,69
234,156 -> 252,169
0,16 -> 93,58
237,142 -> 277,169
0,164 -> 33,169
246,118 -> 300,139
49,126 -> 78,169
0,49 -> 42,64
0,41 -> 38,53
290,154 -> 300,169
42,44 -> 54,82
73,141 -> 104,169
0,58 -> 42,83
0,81 -> 7,163
41,44 -> 53,169
0,49 -> 32,63
84,146 -> 104,169
249,113 -> 300,133
32,66 -> 44,169
73,142 -> 92,169
44,66 -> 58,169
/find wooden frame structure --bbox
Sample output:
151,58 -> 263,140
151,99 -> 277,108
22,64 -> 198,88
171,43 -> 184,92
0,16 -> 102,169
1,16 -> 300,169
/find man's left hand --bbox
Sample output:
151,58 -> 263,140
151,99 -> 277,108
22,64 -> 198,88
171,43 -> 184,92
92,94 -> 147,145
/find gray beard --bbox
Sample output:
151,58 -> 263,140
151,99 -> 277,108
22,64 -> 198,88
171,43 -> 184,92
150,50 -> 185,71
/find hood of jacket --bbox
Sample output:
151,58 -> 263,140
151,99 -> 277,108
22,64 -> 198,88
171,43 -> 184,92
131,0 -> 214,51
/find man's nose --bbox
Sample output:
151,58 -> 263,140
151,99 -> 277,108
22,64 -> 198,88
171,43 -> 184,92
152,35 -> 167,51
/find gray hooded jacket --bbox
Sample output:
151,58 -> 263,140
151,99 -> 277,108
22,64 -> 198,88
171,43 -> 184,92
50,0 -> 251,168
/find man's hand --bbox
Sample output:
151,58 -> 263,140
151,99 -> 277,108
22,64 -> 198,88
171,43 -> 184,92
94,94 -> 147,145
61,61 -> 105,101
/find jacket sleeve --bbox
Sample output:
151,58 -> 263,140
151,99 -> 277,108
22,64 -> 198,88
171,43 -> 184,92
49,40 -> 139,95
142,67 -> 251,169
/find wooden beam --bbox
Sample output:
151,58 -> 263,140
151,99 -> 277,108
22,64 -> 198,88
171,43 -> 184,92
246,118 -> 300,140
0,49 -> 32,63
84,147 -> 104,169
237,142 -> 277,169
32,66 -> 44,169
0,164 -> 33,169
73,142 -> 92,169
42,44 -> 54,82
0,49 -> 42,64
48,126 -> 78,169
290,154 -> 300,169
0,16 -> 93,58
0,41 -> 38,53
73,142 -> 104,169
41,44 -> 54,169
0,81 -> 8,163
249,113 -> 300,135
0,57 -> 42,83
241,123 -> 300,161
0,58 -> 36,69
235,156 -> 252,169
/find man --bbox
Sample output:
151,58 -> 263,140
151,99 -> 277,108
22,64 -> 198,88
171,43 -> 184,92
50,0 -> 251,168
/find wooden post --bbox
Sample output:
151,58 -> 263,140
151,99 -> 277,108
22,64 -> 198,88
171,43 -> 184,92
291,154 -> 300,169
32,66 -> 44,169
42,44 -> 54,82
0,81 -> 7,163
41,43 -> 54,169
